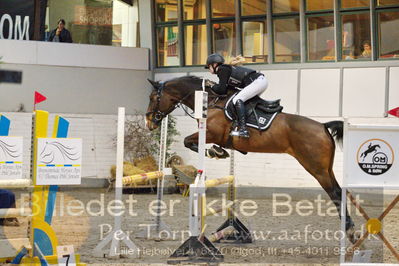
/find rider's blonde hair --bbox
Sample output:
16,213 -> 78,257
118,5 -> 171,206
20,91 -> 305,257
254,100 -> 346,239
228,55 -> 245,66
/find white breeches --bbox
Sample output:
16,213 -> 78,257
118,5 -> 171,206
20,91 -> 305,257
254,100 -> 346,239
232,75 -> 268,104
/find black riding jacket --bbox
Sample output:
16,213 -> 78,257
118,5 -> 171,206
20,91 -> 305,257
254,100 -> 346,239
211,64 -> 262,95
48,28 -> 73,43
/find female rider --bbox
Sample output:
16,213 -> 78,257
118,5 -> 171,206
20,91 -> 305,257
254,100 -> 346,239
205,54 -> 268,138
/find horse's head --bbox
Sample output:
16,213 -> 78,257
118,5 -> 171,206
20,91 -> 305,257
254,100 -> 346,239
146,79 -> 181,130
145,76 -> 211,130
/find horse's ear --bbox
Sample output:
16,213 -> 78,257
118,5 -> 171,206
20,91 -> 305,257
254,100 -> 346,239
147,79 -> 159,88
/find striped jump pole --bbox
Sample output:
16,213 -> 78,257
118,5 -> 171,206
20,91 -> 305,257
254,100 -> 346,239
136,115 -> 172,239
203,174 -> 252,244
205,205 -> 234,217
122,171 -> 164,186
0,179 -> 32,188
205,175 -> 234,188
208,176 -> 252,244
153,116 -> 172,236
0,208 -> 32,218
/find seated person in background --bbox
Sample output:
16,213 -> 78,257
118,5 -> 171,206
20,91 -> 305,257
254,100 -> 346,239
48,19 -> 73,43
361,40 -> 371,58
322,40 -> 336,60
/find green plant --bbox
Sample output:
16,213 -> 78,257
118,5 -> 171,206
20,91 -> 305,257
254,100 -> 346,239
121,113 -> 180,163
123,114 -> 153,162
149,115 -> 180,160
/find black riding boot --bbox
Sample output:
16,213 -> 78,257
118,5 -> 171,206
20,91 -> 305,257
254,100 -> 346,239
231,100 -> 250,138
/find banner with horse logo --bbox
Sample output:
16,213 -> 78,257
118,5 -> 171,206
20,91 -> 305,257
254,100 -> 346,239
36,138 -> 82,185
344,123 -> 399,188
0,136 -> 23,179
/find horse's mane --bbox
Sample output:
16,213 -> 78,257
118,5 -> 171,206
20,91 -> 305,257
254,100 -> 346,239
164,75 -> 215,92
166,75 -> 203,84
157,74 -> 230,106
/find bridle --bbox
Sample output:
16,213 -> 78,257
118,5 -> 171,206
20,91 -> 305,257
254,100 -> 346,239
146,82 -> 194,124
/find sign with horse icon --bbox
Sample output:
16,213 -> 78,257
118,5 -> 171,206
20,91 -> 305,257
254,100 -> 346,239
344,122 -> 399,188
36,138 -> 82,185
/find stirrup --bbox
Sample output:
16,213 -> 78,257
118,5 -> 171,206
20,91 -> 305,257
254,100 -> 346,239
230,129 -> 240,137
230,127 -> 250,138
239,129 -> 250,138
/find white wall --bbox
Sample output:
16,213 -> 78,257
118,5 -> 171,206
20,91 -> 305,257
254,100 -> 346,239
261,70 -> 298,114
342,68 -> 386,117
138,0 -> 153,50
154,72 -> 188,82
389,67 -> 399,110
0,39 -> 151,114
0,63 -> 151,114
300,69 -> 340,116
0,39 -> 149,70
189,72 -> 219,82
155,66 -> 396,118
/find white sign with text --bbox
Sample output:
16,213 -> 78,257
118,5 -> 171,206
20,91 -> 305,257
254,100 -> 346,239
57,245 -> 76,266
344,123 -> 399,188
36,138 -> 82,185
0,136 -> 23,179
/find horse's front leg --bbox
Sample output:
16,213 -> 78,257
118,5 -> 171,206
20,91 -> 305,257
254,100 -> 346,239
183,132 -> 229,159
184,132 -> 200,153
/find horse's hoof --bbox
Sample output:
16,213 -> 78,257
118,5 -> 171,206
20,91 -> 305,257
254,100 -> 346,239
206,145 -> 230,159
205,149 -> 216,159
354,231 -> 362,242
346,227 -> 357,244
212,145 -> 230,158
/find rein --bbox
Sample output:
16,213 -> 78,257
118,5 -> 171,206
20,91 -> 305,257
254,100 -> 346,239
146,82 -> 194,124
177,92 -> 226,119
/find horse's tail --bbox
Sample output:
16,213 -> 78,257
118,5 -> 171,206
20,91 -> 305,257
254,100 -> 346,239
324,120 -> 343,148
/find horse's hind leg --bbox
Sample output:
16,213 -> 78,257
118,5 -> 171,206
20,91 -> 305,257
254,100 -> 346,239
290,131 -> 356,243
297,163 -> 356,243
323,171 -> 356,243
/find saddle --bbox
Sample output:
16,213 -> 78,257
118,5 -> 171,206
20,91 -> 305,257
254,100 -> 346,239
225,93 -> 283,131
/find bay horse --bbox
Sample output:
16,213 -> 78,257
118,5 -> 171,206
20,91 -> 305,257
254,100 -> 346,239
145,75 -> 356,243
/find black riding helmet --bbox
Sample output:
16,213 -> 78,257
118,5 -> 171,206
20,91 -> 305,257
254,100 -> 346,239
205,53 -> 225,69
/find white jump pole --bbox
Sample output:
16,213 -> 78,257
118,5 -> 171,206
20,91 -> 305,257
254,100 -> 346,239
137,115 -> 172,239
168,80 -> 223,264
158,116 -> 168,171
93,107 -> 139,258
154,115 -> 171,234
189,80 -> 208,237
195,79 -> 208,174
